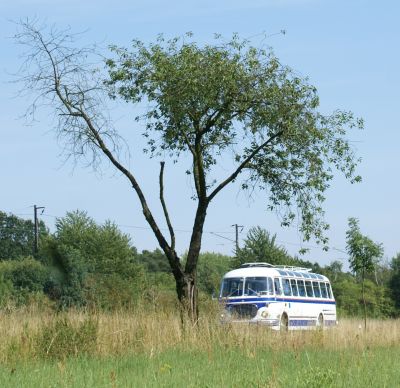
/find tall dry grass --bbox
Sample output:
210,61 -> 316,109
1,302 -> 399,363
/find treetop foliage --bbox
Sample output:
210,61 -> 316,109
46,210 -> 138,277
346,217 -> 383,274
105,33 -> 363,246
235,226 -> 292,266
236,226 -> 320,272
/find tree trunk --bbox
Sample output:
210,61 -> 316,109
362,270 -> 367,331
175,271 -> 199,323
176,200 -> 208,323
162,249 -> 198,322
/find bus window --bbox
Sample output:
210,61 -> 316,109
290,279 -> 298,296
297,279 -> 306,297
244,277 -> 271,296
221,277 -> 244,297
305,281 -> 314,297
312,282 -> 321,298
326,283 -> 332,299
283,279 -> 292,296
274,278 -> 282,295
320,283 -> 328,298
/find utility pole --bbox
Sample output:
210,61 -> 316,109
33,205 -> 45,254
231,224 -> 244,253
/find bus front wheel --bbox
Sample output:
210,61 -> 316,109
316,313 -> 324,329
280,313 -> 288,331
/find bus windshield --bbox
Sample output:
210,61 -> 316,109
220,277 -> 244,297
244,277 -> 273,296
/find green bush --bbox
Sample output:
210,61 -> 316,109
39,211 -> 145,310
0,258 -> 50,308
0,258 -> 49,292
334,277 -> 396,318
55,245 -> 89,308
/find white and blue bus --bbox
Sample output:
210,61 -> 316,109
219,263 -> 336,330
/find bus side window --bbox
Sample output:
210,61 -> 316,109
297,279 -> 306,297
283,278 -> 292,296
267,277 -> 274,295
274,278 -> 282,295
305,281 -> 314,297
290,279 -> 298,296
312,282 -> 321,298
320,282 -> 328,298
326,283 -> 332,299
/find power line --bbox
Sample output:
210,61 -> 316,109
209,232 -> 235,243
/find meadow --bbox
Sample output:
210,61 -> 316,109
0,304 -> 399,387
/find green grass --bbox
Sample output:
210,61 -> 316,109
1,346 -> 399,387
1,309 -> 400,387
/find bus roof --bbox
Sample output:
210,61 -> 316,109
223,263 -> 329,282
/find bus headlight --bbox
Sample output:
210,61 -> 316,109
261,310 -> 268,318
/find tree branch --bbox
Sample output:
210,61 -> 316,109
24,24 -> 183,273
201,98 -> 233,135
207,129 -> 284,202
80,109 -> 171,250
159,161 -> 176,251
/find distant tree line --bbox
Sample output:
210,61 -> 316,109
0,210 -> 399,318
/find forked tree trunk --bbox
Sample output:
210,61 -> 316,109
164,251 -> 198,322
172,201 -> 207,323
175,272 -> 199,323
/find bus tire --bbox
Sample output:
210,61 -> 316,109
280,313 -> 289,332
316,313 -> 324,329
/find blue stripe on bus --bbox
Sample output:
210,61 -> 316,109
289,319 -> 314,327
291,319 -> 336,327
223,297 -> 335,305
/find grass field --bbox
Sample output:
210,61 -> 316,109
1,306 -> 399,387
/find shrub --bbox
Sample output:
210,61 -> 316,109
0,258 -> 50,308
39,212 -> 145,309
0,257 -> 49,292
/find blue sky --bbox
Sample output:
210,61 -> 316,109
1,0 -> 399,267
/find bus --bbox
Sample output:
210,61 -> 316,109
219,262 -> 337,330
